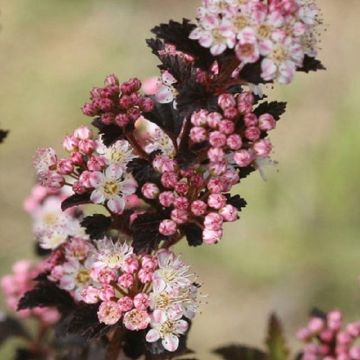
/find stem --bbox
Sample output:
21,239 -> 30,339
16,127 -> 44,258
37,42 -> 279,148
126,132 -> 150,161
106,327 -> 124,360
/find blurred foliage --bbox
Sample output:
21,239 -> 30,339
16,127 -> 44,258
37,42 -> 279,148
0,0 -> 360,359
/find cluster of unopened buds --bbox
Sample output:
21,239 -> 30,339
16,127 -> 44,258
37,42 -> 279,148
297,310 -> 360,360
82,75 -> 154,127
49,236 -> 199,352
0,260 -> 59,324
190,0 -> 322,84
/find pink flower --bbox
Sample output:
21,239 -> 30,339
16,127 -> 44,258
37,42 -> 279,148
123,309 -> 150,331
155,71 -> 177,104
97,301 -> 122,325
259,113 -> 276,131
33,147 -> 58,174
190,126 -> 208,143
159,192 -> 175,207
235,27 -> 260,64
73,126 -> 93,140
253,139 -> 272,157
208,194 -> 227,210
234,149 -> 254,167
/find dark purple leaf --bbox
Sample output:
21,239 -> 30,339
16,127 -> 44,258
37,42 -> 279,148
61,193 -> 91,212
81,214 -> 112,240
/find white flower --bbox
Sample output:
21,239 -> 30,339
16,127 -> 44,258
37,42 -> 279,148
93,237 -> 132,270
90,164 -> 137,214
155,71 -> 177,104
33,147 -> 57,174
153,250 -> 192,292
33,197 -> 88,250
143,123 -> 176,158
58,258 -> 95,301
146,310 -> 189,352
97,139 -> 136,168
189,15 -> 236,56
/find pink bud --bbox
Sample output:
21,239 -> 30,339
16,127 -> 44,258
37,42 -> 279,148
161,172 -> 178,189
98,98 -> 113,112
191,110 -> 208,126
97,301 -> 122,325
207,112 -> 223,129
174,181 -> 189,195
141,97 -> 154,112
82,102 -> 98,117
219,204 -> 238,222
191,200 -> 207,216
218,120 -> 235,135
234,149 -> 254,167
208,194 -> 227,210
70,152 -> 84,166
223,107 -> 238,120
204,212 -> 223,231
159,191 -> 175,207
118,296 -> 133,312
190,126 -> 208,143
87,156 -> 107,171
138,269 -> 153,284
207,177 -> 224,193
101,113 -> 115,125
253,139 -> 272,157
133,293 -> 150,311
203,228 -> 223,244
63,135 -> 78,152
237,92 -> 254,114
104,74 -> 119,86
208,147 -> 225,162
122,255 -> 140,274
57,159 -> 74,175
244,126 -> 261,141
81,286 -> 99,304
308,317 -> 325,333
159,219 -> 177,236
227,134 -> 242,150
209,131 -> 227,148
118,273 -> 134,289
141,255 -> 157,271
244,113 -> 258,127
142,183 -> 160,199
259,113 -> 276,131
115,113 -> 130,127
174,196 -> 189,210
218,93 -> 236,110
171,209 -> 188,224
78,139 -> 96,155
74,126 -> 93,140
72,181 -> 86,194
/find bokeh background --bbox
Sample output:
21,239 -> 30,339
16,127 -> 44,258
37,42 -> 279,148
0,0 -> 359,358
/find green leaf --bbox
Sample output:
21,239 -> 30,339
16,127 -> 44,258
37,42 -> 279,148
214,345 -> 267,360
265,314 -> 290,360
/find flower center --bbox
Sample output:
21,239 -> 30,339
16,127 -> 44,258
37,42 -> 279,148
43,212 -> 58,225
160,320 -> 175,336
155,293 -> 172,309
110,151 -> 124,162
238,43 -> 255,57
272,46 -> 288,63
258,24 -> 272,38
233,15 -> 249,32
212,28 -> 225,43
103,181 -> 119,196
76,269 -> 90,284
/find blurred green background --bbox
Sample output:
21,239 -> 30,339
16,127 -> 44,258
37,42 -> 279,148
0,0 -> 359,358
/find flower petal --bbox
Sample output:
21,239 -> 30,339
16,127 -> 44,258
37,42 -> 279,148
146,329 -> 161,343
163,334 -> 179,352
107,196 -> 125,214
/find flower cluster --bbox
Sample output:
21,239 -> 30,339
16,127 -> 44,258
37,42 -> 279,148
297,310 -> 360,360
142,91 -> 275,244
48,236 -> 199,352
82,74 -> 154,127
33,125 -> 138,215
190,0 -> 322,83
0,260 -> 59,324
